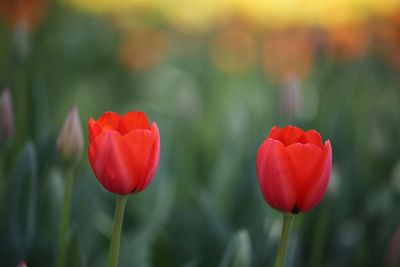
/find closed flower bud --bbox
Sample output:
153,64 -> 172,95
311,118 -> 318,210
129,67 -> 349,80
256,126 -> 332,213
57,106 -> 84,163
88,111 -> 160,195
17,261 -> 27,267
0,88 -> 15,144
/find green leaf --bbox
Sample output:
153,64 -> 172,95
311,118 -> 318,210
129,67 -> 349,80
8,141 -> 38,258
219,230 -> 252,267
65,229 -> 85,267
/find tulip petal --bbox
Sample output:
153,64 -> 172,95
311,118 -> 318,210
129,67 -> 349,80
268,126 -> 283,140
280,126 -> 306,146
269,126 -> 307,146
97,112 -> 121,131
304,130 -> 323,148
123,124 -> 159,192
285,143 -> 323,212
88,130 -> 137,195
257,138 -> 297,212
118,111 -> 151,135
135,122 -> 160,192
88,118 -> 103,140
286,141 -> 332,212
300,141 -> 332,211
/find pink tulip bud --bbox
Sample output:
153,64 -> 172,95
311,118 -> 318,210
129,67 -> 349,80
0,88 -> 15,144
17,261 -> 27,267
57,106 -> 84,163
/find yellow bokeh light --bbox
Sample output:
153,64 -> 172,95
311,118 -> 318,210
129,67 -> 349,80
67,0 -> 400,29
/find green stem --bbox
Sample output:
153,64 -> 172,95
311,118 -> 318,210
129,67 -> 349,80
108,195 -> 128,267
0,152 -> 4,188
311,207 -> 328,267
274,214 -> 295,267
55,168 -> 75,267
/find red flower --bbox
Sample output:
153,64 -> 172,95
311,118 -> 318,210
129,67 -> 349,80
256,126 -> 332,213
88,111 -> 160,195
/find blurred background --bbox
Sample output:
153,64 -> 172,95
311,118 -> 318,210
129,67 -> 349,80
1,0 -> 400,266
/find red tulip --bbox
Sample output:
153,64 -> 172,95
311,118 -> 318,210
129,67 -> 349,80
256,126 -> 332,213
88,111 -> 160,195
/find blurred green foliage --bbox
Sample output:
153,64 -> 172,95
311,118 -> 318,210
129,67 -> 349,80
1,2 -> 400,267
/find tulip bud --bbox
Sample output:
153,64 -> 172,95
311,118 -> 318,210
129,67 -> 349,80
57,106 -> 84,164
256,126 -> 332,213
88,111 -> 160,195
17,261 -> 27,267
0,88 -> 15,145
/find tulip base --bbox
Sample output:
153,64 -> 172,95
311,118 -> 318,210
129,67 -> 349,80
274,214 -> 294,267
108,195 -> 128,267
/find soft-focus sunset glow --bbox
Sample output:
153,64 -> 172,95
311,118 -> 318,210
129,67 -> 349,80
262,28 -> 314,81
68,0 -> 400,29
210,21 -> 257,74
119,27 -> 169,71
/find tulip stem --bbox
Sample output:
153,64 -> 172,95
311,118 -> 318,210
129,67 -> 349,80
274,214 -> 294,267
0,152 -> 4,185
55,167 -> 75,267
311,207 -> 328,267
108,195 -> 128,267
